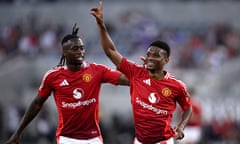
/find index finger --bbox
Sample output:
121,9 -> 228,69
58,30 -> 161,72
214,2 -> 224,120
99,1 -> 103,11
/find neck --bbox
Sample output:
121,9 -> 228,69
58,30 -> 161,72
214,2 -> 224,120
148,70 -> 165,80
67,63 -> 82,72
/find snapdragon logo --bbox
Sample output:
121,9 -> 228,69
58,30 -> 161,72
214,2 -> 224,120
62,98 -> 96,109
73,88 -> 84,99
148,92 -> 159,104
136,97 -> 168,115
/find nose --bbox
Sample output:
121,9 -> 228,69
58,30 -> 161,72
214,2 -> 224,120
76,50 -> 84,57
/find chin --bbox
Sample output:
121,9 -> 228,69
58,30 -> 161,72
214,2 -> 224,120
74,61 -> 83,66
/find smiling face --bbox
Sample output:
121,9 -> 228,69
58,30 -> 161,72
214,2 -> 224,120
63,38 -> 85,66
145,46 -> 169,72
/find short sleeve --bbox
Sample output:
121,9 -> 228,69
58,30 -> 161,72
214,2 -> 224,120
118,57 -> 140,79
176,81 -> 191,110
38,71 -> 53,98
99,65 -> 121,85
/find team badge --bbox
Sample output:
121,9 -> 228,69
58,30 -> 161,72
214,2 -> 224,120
83,74 -> 92,82
162,88 -> 172,97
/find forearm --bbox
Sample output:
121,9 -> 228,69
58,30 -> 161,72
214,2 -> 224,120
117,73 -> 130,86
97,22 -> 116,57
15,97 -> 44,135
177,107 -> 192,129
91,1 -> 122,66
97,23 -> 122,66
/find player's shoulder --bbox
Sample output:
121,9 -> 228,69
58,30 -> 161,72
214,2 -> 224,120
166,71 -> 186,87
90,62 -> 104,67
124,57 -> 144,68
90,62 -> 111,69
44,66 -> 64,77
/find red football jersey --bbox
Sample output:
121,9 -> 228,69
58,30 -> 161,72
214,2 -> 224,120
38,61 -> 120,140
118,57 -> 191,143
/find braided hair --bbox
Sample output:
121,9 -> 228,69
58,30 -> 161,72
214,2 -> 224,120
58,23 -> 80,66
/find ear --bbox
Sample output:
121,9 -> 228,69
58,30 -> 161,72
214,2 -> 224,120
164,57 -> 169,64
62,48 -> 67,57
63,52 -> 66,57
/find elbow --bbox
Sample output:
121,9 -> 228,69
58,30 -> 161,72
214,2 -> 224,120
33,102 -> 44,110
106,52 -> 112,58
118,74 -> 130,86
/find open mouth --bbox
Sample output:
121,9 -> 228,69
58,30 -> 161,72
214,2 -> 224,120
147,61 -> 155,66
77,56 -> 83,61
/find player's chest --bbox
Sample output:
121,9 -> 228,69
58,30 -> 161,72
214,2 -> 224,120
132,78 -> 176,103
51,72 -> 100,95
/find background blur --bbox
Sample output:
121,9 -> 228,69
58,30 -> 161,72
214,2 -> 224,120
0,0 -> 240,144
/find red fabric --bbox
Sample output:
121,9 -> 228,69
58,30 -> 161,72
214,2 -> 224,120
38,62 -> 120,140
119,57 -> 191,143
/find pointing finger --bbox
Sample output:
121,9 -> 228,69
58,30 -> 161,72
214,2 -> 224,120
99,1 -> 103,11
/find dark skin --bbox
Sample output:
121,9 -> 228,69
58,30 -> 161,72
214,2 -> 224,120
5,36 -> 129,144
62,37 -> 86,71
145,46 -> 169,79
91,1 -> 192,140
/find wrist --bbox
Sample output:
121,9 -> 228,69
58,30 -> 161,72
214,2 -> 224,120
96,19 -> 104,25
177,124 -> 185,130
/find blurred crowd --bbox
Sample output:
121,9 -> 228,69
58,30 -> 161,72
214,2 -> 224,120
1,3 -> 240,144
1,0 -> 240,4
1,10 -> 240,70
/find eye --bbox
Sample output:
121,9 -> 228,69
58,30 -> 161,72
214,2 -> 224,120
146,53 -> 150,57
146,52 -> 160,58
71,46 -> 84,51
80,46 -> 85,51
71,46 -> 79,51
153,53 -> 160,58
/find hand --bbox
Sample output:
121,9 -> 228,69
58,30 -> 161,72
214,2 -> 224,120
173,126 -> 184,140
90,1 -> 103,24
4,134 -> 21,144
140,56 -> 146,65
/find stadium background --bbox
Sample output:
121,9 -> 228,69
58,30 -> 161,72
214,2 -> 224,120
0,0 -> 240,143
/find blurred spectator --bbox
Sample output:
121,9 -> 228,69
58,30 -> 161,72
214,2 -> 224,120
0,102 -> 3,139
5,100 -> 24,138
39,24 -> 58,56
18,31 -> 38,58
36,105 -> 55,144
108,113 -> 134,144
1,18 -> 240,70
206,45 -> 227,72
0,41 -> 6,63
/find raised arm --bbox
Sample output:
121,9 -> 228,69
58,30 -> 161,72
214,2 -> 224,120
5,95 -> 48,144
91,1 -> 122,67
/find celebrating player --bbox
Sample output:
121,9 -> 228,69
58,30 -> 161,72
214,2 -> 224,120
91,1 -> 193,144
4,24 -> 129,144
